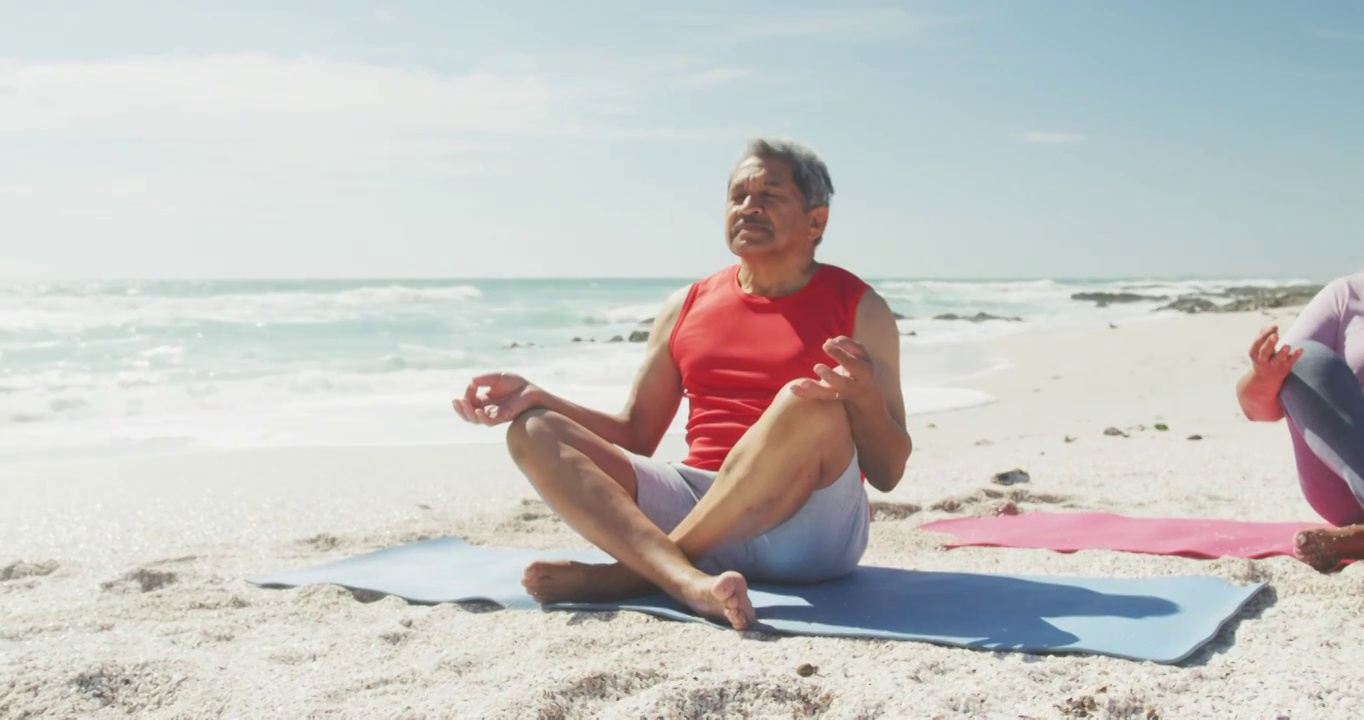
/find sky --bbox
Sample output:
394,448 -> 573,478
0,0 -> 1360,281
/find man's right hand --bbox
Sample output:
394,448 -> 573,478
453,372 -> 543,426
1247,324 -> 1303,387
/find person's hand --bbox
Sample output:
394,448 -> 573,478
453,372 -> 542,426
789,336 -> 879,405
1248,325 -> 1303,386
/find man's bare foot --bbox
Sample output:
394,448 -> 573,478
1293,525 -> 1364,573
522,560 -> 651,604
679,571 -> 755,630
523,561 -> 755,630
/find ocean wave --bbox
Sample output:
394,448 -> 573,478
1112,278 -> 1316,296
0,367 -> 457,428
367,345 -> 474,373
0,283 -> 484,333
590,302 -> 661,326
0,275 -> 1314,457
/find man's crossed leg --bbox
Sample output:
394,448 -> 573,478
504,381 -> 865,630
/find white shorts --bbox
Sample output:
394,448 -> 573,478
628,452 -> 870,583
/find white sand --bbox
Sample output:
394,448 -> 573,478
4,308 -> 1364,718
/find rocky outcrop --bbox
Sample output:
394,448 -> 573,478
933,311 -> 1023,322
1157,297 -> 1218,314
1215,285 -> 1322,312
570,330 -> 649,343
1156,284 -> 1322,315
1071,291 -> 1166,307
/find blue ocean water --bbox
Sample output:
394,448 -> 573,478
0,275 -> 1303,458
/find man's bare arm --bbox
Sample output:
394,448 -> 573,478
846,290 -> 912,492
534,288 -> 687,456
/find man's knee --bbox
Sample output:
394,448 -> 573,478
772,380 -> 850,428
505,408 -> 564,462
769,381 -> 855,469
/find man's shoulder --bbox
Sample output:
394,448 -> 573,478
656,268 -> 730,323
817,263 -> 873,289
697,263 -> 740,285
661,265 -> 736,304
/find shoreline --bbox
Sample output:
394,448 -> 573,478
0,277 -> 1319,462
0,304 -> 1293,468
0,310 -> 1167,466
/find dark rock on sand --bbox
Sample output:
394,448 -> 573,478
628,330 -> 649,342
933,311 -> 1023,323
1103,426 -> 1128,437
992,469 -> 1031,486
2,560 -> 59,581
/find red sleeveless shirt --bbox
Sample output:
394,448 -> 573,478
667,263 -> 872,470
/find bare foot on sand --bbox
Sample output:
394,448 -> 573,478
679,571 -> 755,631
1293,525 -> 1364,572
522,560 -> 649,604
521,560 -> 755,630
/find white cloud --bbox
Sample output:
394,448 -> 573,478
0,53 -> 575,230
1011,131 -> 1087,145
0,51 -> 747,145
679,67 -> 753,88
0,51 -> 750,233
694,8 -> 966,42
0,54 -> 558,141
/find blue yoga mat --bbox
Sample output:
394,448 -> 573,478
248,536 -> 1264,664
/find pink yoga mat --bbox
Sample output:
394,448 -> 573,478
919,512 -> 1330,561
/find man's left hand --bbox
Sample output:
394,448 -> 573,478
790,336 -> 880,405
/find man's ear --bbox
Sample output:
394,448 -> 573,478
807,206 -> 829,241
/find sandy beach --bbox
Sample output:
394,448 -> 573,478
4,306 -> 1363,719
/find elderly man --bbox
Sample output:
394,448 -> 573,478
453,138 -> 911,629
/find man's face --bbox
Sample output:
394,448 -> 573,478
725,155 -> 827,257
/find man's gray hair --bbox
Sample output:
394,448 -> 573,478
736,137 -> 834,210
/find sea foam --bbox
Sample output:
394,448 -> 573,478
0,276 -> 1311,459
